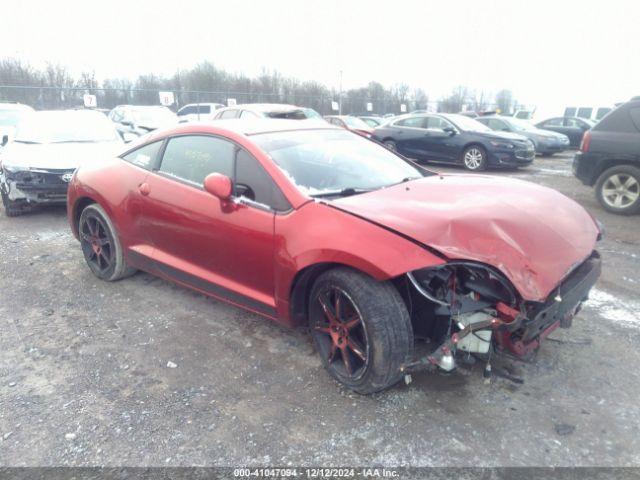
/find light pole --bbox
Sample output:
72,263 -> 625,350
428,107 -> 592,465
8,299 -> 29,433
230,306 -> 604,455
339,70 -> 343,115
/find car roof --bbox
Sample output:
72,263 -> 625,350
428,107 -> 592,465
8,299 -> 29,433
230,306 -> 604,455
0,103 -> 34,111
221,103 -> 304,113
146,119 -> 339,140
181,102 -> 224,107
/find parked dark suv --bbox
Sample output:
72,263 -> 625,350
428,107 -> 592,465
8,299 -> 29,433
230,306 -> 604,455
573,97 -> 640,215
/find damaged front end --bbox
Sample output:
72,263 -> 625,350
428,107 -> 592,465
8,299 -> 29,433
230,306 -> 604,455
0,165 -> 74,206
398,251 -> 601,375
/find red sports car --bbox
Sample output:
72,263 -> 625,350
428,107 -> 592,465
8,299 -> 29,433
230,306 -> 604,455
67,119 -> 602,393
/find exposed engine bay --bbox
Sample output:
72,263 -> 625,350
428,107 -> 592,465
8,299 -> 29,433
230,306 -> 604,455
397,252 -> 602,375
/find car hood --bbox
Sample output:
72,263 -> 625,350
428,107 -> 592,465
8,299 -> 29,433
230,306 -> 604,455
535,128 -> 569,140
331,174 -> 599,301
481,130 -> 529,143
0,141 -> 124,170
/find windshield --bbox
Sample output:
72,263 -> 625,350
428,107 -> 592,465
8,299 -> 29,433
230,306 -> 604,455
265,109 -> 309,120
448,114 -> 492,132
253,129 -> 425,197
507,118 -> 538,132
302,108 -> 322,119
343,116 -> 370,129
0,109 -> 32,128
131,107 -> 177,126
14,111 -> 120,143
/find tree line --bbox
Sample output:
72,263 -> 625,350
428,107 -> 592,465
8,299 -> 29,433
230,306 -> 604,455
0,57 -> 518,115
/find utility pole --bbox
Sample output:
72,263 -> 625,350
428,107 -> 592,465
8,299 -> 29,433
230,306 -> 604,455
339,70 -> 343,115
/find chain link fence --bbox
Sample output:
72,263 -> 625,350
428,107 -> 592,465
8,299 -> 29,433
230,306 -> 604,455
0,85 -> 508,116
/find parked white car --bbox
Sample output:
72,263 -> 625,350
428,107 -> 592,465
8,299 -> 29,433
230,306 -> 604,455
177,102 -> 225,122
0,110 -> 123,216
0,103 -> 35,148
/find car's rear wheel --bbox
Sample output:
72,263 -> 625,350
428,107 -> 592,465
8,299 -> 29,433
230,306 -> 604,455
462,145 -> 487,171
383,140 -> 397,152
595,165 -> 640,215
79,204 -> 137,281
308,268 -> 413,394
1,190 -> 28,217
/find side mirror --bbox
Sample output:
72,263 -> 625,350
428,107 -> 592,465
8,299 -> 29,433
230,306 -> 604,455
443,126 -> 457,135
1,135 -> 8,147
122,132 -> 138,143
204,173 -> 233,201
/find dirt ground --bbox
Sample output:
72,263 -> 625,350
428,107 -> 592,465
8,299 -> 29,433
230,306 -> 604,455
1,152 -> 639,467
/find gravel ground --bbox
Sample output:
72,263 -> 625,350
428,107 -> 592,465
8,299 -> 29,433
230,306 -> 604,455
1,152 -> 639,467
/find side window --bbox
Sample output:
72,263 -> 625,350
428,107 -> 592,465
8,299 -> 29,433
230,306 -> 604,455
110,108 -> 123,122
488,119 -> 508,131
178,106 -> 195,116
219,109 -> 239,119
426,116 -> 451,130
544,118 -> 563,127
235,149 -> 290,211
565,118 -> 582,128
595,109 -> 638,133
394,117 -> 425,128
240,110 -> 259,119
198,105 -> 211,114
122,141 -> 163,170
629,108 -> 640,132
159,135 -> 235,186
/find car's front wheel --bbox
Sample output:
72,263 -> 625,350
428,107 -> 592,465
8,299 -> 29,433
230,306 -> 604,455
595,165 -> 640,215
309,268 -> 413,394
79,204 -> 137,281
383,140 -> 397,152
462,145 -> 487,171
1,190 -> 28,217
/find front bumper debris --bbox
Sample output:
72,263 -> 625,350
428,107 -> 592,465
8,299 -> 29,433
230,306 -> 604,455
402,251 -> 601,374
1,167 -> 74,204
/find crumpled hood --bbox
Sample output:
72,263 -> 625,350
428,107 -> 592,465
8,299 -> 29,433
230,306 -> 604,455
0,141 -> 123,170
332,174 -> 599,301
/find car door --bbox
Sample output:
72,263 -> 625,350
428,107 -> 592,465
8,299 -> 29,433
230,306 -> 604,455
538,117 -> 567,137
114,140 -> 164,263
139,134 -> 280,314
421,115 -> 459,162
387,116 -> 430,159
564,117 -> 589,146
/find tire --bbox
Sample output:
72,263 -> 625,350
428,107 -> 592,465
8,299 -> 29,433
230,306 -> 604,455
595,165 -> 640,215
462,145 -> 487,171
383,140 -> 397,152
1,190 -> 28,217
308,267 -> 413,394
78,204 -> 137,281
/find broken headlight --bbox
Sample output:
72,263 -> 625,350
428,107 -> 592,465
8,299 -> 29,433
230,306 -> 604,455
408,262 -> 517,310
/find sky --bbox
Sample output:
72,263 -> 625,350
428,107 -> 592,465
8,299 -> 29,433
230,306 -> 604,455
2,0 -> 639,116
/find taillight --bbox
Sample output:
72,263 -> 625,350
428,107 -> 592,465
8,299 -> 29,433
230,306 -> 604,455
580,130 -> 591,153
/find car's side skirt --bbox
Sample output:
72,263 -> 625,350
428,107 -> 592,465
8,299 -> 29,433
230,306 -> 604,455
127,250 -> 279,320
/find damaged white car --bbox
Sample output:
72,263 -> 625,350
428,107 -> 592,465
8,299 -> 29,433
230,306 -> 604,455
0,110 -> 123,216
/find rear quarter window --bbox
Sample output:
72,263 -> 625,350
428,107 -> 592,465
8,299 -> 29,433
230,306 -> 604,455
122,141 -> 163,170
595,108 -> 639,133
629,108 -> 640,132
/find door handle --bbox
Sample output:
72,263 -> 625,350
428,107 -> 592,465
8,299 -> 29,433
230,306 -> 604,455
138,182 -> 150,196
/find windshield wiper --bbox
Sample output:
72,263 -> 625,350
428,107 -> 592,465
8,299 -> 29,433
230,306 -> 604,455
13,140 -> 41,144
52,140 -> 98,144
310,187 -> 374,198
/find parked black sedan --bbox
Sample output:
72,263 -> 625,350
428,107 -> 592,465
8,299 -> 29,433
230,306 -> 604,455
372,113 -> 534,170
476,115 -> 570,155
536,116 -> 595,147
